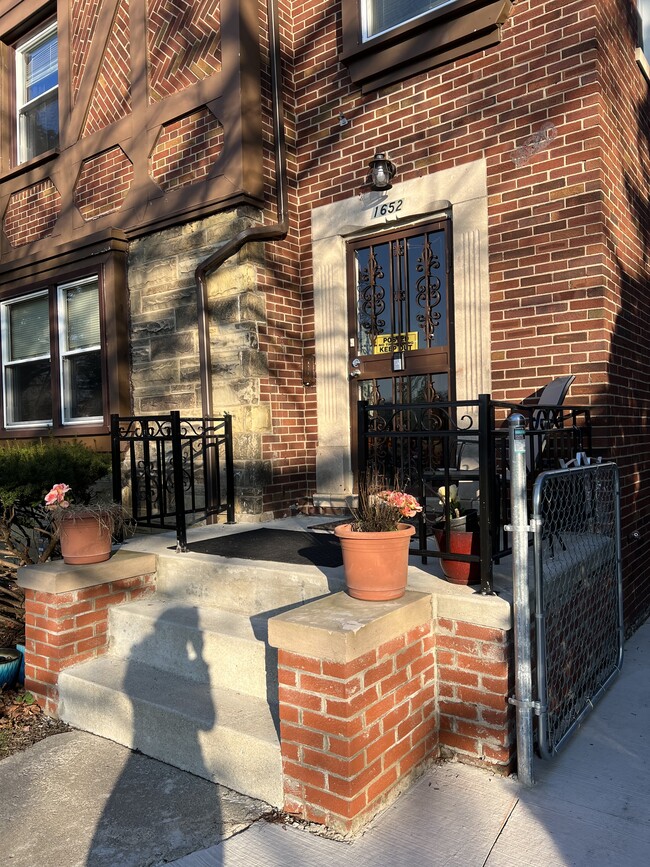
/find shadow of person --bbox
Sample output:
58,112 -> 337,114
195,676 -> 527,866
86,605 -> 223,866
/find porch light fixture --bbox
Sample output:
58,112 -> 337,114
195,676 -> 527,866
368,151 -> 396,190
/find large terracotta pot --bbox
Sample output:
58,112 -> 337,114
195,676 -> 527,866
433,521 -> 480,586
60,514 -> 112,565
334,522 -> 415,601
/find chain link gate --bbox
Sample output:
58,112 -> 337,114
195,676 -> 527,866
532,463 -> 624,758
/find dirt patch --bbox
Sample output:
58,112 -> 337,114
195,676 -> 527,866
0,686 -> 70,760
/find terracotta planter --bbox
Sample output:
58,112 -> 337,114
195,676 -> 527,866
433,519 -> 480,586
334,522 -> 415,601
60,514 -> 112,565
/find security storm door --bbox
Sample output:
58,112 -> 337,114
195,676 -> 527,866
347,219 -> 453,417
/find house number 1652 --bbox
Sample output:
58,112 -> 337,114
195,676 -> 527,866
372,199 -> 403,218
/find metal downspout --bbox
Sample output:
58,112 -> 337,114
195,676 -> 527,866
195,0 -> 289,418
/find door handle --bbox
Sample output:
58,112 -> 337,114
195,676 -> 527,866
349,369 -> 361,378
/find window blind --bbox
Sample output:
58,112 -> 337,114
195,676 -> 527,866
365,0 -> 447,37
9,295 -> 50,361
24,33 -> 58,101
64,282 -> 100,351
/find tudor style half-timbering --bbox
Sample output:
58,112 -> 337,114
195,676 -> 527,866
0,0 -> 263,440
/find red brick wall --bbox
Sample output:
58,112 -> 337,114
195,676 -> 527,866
277,623 -> 437,833
254,0 -> 650,627
75,147 -> 134,220
23,574 -> 155,717
274,613 -> 515,833
437,618 -> 515,771
150,109 -> 224,192
3,181 -> 62,247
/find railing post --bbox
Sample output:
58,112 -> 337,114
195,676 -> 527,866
224,413 -> 236,524
508,412 -> 535,787
110,414 -> 122,505
478,394 -> 494,594
170,411 -> 188,552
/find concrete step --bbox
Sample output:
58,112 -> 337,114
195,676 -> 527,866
154,550 -> 346,613
58,654 -> 283,807
108,598 -> 273,700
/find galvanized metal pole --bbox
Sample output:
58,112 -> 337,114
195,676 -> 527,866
508,413 -> 535,786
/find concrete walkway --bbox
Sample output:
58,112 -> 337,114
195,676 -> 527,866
2,619 -> 648,866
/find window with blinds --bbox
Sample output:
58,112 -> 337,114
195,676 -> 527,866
2,293 -> 52,425
1,277 -> 103,428
362,0 -> 451,39
16,21 -> 59,163
58,278 -> 103,423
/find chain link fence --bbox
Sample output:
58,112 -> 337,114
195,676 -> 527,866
531,463 -> 624,758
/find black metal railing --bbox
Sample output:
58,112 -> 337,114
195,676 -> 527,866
111,412 -> 235,551
358,394 -> 592,594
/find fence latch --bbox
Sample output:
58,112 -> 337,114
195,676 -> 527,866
509,696 -> 545,716
504,515 -> 542,535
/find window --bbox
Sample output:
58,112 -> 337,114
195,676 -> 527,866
342,0 -> 514,92
1,277 -> 103,429
58,278 -> 103,423
363,0 -> 452,40
15,21 -> 58,164
639,0 -> 650,53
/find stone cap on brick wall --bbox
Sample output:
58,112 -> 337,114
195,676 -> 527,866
17,549 -> 157,594
268,590 -> 433,662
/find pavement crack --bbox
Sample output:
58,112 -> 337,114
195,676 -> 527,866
481,797 -> 520,866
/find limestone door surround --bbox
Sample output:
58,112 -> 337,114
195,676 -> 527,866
311,159 -> 491,509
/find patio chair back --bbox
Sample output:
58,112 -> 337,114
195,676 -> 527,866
528,374 -> 575,473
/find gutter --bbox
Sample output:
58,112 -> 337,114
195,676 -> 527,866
194,0 -> 289,417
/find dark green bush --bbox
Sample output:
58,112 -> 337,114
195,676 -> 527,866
0,440 -> 112,582
0,440 -> 110,508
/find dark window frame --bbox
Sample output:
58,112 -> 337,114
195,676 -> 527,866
341,0 -> 514,92
1,271 -> 107,433
0,239 -> 130,439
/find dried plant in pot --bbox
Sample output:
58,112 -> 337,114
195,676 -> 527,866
334,473 -> 422,601
45,484 -> 134,565
433,485 -> 480,585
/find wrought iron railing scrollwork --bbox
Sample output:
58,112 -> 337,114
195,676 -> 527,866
358,394 -> 591,594
111,412 -> 235,551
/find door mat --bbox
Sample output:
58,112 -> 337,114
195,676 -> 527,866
180,528 -> 344,568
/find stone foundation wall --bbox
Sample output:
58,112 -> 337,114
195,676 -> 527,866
127,209 -> 273,517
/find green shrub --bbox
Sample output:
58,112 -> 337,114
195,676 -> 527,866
0,440 -> 111,574
0,440 -> 110,508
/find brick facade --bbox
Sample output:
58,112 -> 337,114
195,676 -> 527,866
1,0 -> 649,627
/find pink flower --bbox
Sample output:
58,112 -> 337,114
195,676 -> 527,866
45,483 -> 71,509
377,489 -> 422,518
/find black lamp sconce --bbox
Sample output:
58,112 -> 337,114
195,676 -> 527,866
302,354 -> 316,387
368,152 -> 397,190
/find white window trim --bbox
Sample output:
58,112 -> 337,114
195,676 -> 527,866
15,20 -> 58,165
1,289 -> 52,429
57,276 -> 103,426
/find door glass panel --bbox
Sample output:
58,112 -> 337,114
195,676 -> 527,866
359,374 -> 449,405
354,227 -> 448,360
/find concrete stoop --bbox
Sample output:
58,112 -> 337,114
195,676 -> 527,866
56,550 -> 347,808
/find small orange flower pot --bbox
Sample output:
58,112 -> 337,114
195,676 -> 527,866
334,523 -> 415,600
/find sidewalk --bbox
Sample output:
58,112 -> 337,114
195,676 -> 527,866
2,619 -> 648,867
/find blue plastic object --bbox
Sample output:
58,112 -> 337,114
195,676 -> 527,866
0,647 -> 21,688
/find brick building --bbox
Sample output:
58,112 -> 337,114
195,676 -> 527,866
1,0 -> 649,630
